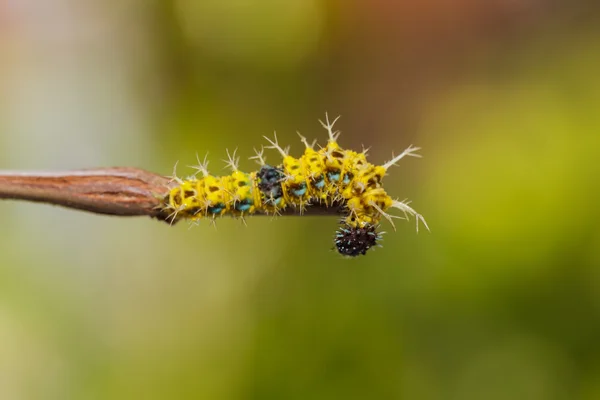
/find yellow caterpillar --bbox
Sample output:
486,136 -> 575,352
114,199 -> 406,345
161,114 -> 428,256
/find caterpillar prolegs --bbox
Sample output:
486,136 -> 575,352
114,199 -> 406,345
161,114 -> 429,256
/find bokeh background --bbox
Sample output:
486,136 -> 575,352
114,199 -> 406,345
1,1 -> 600,399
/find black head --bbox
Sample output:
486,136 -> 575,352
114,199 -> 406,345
334,223 -> 381,257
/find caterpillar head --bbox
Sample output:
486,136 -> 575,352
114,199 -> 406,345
334,222 -> 382,257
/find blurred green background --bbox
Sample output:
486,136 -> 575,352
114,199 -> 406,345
1,1 -> 600,399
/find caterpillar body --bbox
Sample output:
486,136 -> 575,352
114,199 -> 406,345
162,114 -> 429,256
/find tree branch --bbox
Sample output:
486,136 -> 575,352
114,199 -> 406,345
0,167 -> 342,224
0,168 -> 175,222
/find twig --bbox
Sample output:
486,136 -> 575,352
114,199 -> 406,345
0,167 -> 341,224
0,168 -> 175,222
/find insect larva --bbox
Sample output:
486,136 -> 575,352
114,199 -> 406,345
162,114 -> 428,256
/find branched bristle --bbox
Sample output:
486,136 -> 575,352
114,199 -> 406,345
319,112 -> 341,142
297,131 -> 313,149
223,148 -> 240,171
382,145 -> 422,170
190,152 -> 210,177
369,201 -> 405,232
264,132 -> 289,158
391,199 -> 430,233
167,204 -> 186,226
249,146 -> 267,166
168,161 -> 184,184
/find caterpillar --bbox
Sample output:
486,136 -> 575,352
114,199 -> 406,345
161,114 -> 429,256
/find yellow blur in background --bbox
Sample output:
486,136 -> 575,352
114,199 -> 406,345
1,1 -> 600,399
